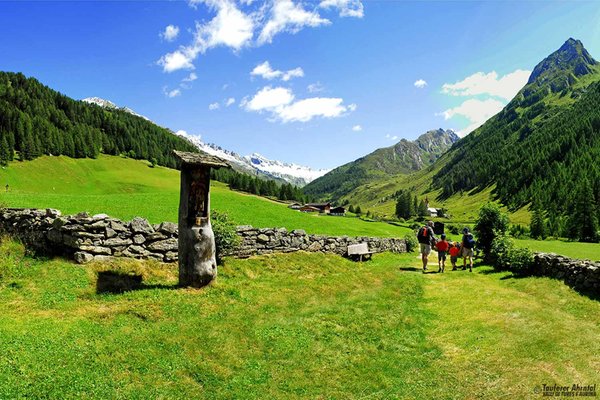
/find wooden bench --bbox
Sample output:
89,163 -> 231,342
347,242 -> 377,261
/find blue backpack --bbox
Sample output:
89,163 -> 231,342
464,235 -> 476,249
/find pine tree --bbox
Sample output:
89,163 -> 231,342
418,199 -> 428,216
530,202 -> 546,239
569,179 -> 599,242
0,134 -> 10,166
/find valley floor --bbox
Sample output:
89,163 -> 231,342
0,238 -> 598,399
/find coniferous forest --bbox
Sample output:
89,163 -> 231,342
0,72 -> 198,168
433,81 -> 600,241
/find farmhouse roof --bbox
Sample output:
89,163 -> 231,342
173,150 -> 230,169
306,202 -> 331,208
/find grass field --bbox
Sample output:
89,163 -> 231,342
514,238 -> 600,261
1,155 -> 598,259
0,238 -> 598,399
0,155 -> 412,238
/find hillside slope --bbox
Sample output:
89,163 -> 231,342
433,38 -> 600,219
0,72 -> 197,168
303,128 -> 458,201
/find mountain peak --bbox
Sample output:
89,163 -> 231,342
526,38 -> 598,88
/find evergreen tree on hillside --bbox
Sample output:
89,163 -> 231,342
418,199 -> 428,217
568,178 -> 599,242
530,202 -> 546,240
0,134 -> 10,166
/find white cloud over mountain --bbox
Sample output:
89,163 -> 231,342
440,98 -> 505,136
242,85 -> 355,123
439,69 -> 531,136
442,69 -> 530,101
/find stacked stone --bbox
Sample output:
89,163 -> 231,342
0,208 -> 59,254
233,225 -> 407,257
0,208 -> 178,264
534,253 -> 600,294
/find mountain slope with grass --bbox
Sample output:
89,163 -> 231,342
303,128 -> 458,202
325,39 -> 600,235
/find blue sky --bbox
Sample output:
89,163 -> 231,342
2,1 -> 600,169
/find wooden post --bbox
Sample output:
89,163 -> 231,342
173,151 -> 230,288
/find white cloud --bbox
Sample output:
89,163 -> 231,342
163,87 -> 181,98
250,61 -> 304,81
258,0 -> 331,45
307,82 -> 325,93
159,0 -> 361,73
208,102 -> 220,110
319,0 -> 364,18
385,134 -> 398,141
352,124 -> 362,131
242,85 -> 355,123
242,86 -> 295,111
158,0 -> 254,73
277,97 -> 348,122
442,69 -> 530,101
158,50 -> 195,73
439,98 -> 505,136
414,79 -> 427,88
225,97 -> 236,107
182,72 -> 198,82
160,25 -> 180,42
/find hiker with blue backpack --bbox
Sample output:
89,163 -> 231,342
461,227 -> 476,272
417,221 -> 437,273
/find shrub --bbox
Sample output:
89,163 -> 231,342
403,233 -> 418,253
211,210 -> 240,265
446,224 -> 460,235
490,234 -> 534,275
408,222 -> 421,231
474,202 -> 509,262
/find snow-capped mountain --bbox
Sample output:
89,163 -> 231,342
83,96 -> 329,186
82,97 -> 150,121
175,131 -> 329,187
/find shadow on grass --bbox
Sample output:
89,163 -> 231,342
96,271 -> 177,294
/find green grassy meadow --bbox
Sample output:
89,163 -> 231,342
0,155 -> 412,238
0,238 -> 598,399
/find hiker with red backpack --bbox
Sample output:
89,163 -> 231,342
417,221 -> 437,273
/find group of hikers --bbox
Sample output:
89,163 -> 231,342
417,221 -> 476,273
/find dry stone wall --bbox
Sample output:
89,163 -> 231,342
0,208 -> 178,263
533,253 -> 600,295
0,208 -> 407,263
232,225 -> 407,257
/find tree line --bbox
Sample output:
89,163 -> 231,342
0,72 -> 198,168
211,167 -> 307,203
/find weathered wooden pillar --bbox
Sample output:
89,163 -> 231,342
173,150 -> 230,288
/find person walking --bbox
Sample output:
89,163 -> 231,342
435,233 -> 449,273
461,228 -> 475,272
417,221 -> 437,273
